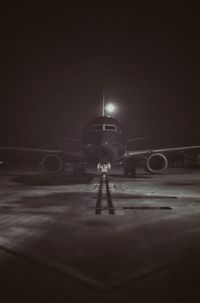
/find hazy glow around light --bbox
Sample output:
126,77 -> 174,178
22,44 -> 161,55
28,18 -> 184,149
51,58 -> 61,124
105,103 -> 116,113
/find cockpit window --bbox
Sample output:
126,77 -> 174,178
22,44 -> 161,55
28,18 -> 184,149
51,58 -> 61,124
91,124 -> 117,131
92,125 -> 103,131
104,124 -> 117,131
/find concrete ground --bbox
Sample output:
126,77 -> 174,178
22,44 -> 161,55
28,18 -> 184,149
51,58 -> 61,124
0,166 -> 200,302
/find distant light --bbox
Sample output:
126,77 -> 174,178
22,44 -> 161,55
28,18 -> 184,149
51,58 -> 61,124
105,103 -> 116,114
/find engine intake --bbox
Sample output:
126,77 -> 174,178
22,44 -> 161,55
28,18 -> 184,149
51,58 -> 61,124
41,154 -> 64,173
145,153 -> 168,173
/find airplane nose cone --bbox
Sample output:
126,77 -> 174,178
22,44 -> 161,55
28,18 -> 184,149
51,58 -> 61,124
94,134 -> 109,146
98,145 -> 119,164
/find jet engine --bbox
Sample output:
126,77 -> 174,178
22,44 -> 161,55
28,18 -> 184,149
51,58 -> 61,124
41,154 -> 64,173
145,153 -> 168,173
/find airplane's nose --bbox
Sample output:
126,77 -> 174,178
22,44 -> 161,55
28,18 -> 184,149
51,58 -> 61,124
94,134 -> 109,146
96,134 -> 113,146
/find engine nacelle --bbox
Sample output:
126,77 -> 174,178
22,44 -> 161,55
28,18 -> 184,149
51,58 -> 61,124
145,153 -> 168,173
41,154 -> 64,173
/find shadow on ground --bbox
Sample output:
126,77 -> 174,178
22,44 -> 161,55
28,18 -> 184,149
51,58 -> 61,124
110,174 -> 152,179
11,174 -> 95,186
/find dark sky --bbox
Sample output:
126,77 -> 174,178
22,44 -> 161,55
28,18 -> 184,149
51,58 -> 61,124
0,3 -> 200,148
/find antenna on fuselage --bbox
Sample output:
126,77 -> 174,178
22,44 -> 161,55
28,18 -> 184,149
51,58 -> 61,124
102,93 -> 105,116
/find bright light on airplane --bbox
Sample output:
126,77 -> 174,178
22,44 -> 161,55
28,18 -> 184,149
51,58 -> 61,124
105,103 -> 116,114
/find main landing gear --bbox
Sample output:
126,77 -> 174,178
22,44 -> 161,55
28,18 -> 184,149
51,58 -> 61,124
124,159 -> 136,177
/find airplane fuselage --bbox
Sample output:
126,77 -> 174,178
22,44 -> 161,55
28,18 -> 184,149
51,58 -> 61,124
82,116 -> 127,165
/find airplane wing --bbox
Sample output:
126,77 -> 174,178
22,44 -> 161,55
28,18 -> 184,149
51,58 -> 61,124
0,146 -> 85,161
0,146 -> 61,153
0,145 -> 86,174
127,137 -> 148,142
119,145 -> 200,175
125,145 -> 200,158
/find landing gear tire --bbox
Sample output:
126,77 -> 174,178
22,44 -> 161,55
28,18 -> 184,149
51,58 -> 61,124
124,163 -> 136,177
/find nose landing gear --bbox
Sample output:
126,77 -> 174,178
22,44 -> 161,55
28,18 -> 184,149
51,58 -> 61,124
97,162 -> 111,177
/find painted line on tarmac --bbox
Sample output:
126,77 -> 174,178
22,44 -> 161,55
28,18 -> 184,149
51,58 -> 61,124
0,244 -> 104,290
87,206 -> 172,210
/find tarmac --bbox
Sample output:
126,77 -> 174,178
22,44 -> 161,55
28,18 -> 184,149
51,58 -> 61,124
0,166 -> 200,302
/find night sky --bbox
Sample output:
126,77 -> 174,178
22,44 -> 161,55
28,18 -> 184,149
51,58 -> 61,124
1,3 -> 200,149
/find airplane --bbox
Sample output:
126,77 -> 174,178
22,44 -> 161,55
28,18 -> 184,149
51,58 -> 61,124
1,114 -> 200,176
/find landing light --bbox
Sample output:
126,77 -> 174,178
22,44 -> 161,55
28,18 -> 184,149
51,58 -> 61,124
105,103 -> 116,114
